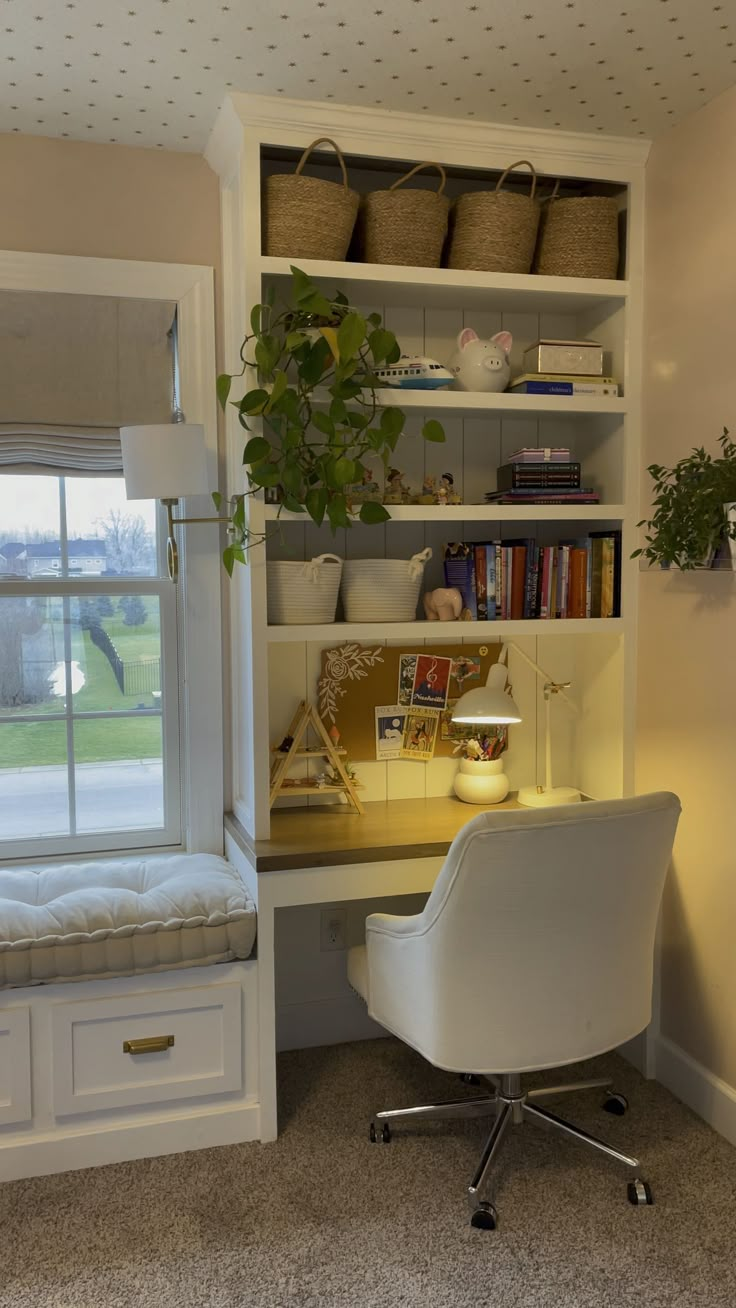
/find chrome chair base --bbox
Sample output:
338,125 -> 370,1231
372,1073 -> 651,1228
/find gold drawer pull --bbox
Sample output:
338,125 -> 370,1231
123,1034 -> 175,1056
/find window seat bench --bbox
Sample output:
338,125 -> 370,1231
0,853 -> 260,1183
0,853 -> 257,987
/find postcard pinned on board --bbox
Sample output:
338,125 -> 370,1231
400,709 -> 440,762
375,706 -> 407,761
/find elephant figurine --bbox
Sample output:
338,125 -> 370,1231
423,586 -> 463,622
446,327 -> 513,393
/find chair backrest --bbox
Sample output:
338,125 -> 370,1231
407,793 -> 680,1074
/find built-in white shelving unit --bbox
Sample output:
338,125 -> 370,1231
207,94 -> 646,840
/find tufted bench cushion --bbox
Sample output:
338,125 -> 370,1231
0,853 -> 257,988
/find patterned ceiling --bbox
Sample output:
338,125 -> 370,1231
1,0 -> 735,152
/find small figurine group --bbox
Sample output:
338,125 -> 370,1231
386,469 -> 462,506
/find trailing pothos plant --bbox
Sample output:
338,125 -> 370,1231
215,265 -> 445,574
633,427 -> 736,570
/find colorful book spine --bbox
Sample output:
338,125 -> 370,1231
443,544 -> 477,619
509,381 -> 619,396
474,545 -> 488,621
486,545 -> 497,621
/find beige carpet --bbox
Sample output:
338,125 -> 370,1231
1,1039 -> 735,1308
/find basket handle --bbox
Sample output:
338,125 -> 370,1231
540,179 -> 562,205
295,138 -> 350,190
495,160 -> 538,200
302,553 -> 343,582
389,162 -> 447,195
408,547 -> 433,580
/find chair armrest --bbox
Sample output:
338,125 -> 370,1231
366,912 -> 424,939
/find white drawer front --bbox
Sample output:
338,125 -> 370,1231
51,982 -> 242,1116
0,1008 -> 32,1126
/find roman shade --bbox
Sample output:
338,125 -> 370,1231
0,291 -> 176,476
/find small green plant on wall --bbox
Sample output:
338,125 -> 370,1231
215,266 -> 445,574
633,427 -> 736,570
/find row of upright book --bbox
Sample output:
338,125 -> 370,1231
443,532 -> 622,621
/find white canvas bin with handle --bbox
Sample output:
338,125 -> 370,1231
340,548 -> 432,622
267,554 -> 343,625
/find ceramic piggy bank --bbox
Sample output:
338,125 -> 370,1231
423,587 -> 463,622
447,328 -> 513,393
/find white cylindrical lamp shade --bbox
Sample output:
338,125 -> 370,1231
121,423 -> 209,500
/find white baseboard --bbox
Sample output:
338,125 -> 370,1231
0,1100 -> 261,1184
654,1035 -> 736,1147
277,995 -> 386,1052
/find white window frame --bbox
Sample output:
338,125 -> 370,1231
0,251 -> 223,860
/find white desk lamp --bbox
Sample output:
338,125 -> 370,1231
451,643 -> 580,808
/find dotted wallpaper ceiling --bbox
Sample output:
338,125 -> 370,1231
2,0 -> 736,152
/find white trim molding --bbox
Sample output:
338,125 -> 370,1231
206,92 -> 651,185
0,251 -> 223,856
654,1036 -> 736,1148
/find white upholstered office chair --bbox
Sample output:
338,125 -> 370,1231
348,792 -> 680,1230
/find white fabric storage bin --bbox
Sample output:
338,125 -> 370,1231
341,548 -> 432,622
267,554 -> 343,625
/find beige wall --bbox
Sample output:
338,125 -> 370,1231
641,85 -> 736,1089
0,132 -> 220,268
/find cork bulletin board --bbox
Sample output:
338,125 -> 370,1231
317,642 -> 504,761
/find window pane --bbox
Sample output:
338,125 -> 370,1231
0,476 -> 61,576
0,595 -> 66,716
72,595 -> 162,713
74,718 -> 164,833
0,720 -> 70,839
65,477 -> 157,577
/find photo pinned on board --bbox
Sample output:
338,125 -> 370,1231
400,709 -> 440,762
375,706 -> 407,760
411,654 -> 452,709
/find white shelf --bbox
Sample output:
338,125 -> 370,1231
263,503 -> 625,524
266,618 -> 624,643
312,388 -> 626,417
260,257 -> 629,314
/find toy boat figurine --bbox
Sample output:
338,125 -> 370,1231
374,355 -> 454,390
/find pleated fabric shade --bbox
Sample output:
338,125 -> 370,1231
0,290 -> 175,476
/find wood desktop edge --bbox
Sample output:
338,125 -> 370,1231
224,795 -> 526,874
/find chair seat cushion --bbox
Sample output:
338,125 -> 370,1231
0,853 -> 257,988
347,944 -> 368,1001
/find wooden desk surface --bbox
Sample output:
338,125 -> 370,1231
226,795 -> 524,873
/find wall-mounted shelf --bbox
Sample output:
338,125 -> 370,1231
312,388 -> 626,418
266,618 -> 624,644
260,256 -> 629,314
263,503 -> 625,524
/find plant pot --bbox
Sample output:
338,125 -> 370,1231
453,757 -> 510,806
725,502 -> 736,569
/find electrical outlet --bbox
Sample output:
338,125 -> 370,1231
320,906 -> 347,952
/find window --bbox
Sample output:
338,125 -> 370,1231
0,474 -> 181,857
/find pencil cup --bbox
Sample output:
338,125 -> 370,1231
453,758 -> 509,805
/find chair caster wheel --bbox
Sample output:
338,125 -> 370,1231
470,1202 -> 497,1231
627,1178 -> 653,1206
369,1121 -> 391,1143
459,1073 -> 481,1085
603,1091 -> 629,1116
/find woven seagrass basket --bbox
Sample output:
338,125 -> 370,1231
534,190 -> 620,279
359,162 -> 450,267
447,160 -> 540,274
263,137 -> 359,261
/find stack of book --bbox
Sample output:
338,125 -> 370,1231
443,532 -> 621,621
485,447 -> 599,505
509,373 -> 619,396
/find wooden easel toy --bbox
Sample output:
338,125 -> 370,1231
269,700 -> 365,815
